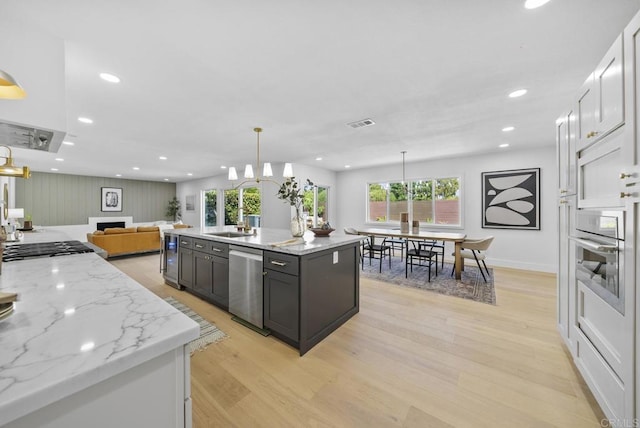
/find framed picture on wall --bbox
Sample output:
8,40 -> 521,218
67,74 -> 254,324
481,168 -> 540,230
101,187 -> 123,212
185,195 -> 195,211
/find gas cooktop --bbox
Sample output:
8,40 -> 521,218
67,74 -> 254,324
2,241 -> 95,262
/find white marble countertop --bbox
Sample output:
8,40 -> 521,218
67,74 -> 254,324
166,227 -> 364,255
0,237 -> 199,425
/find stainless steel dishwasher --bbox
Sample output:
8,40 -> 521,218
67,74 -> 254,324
228,245 -> 264,329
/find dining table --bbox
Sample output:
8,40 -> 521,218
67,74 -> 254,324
356,228 -> 467,280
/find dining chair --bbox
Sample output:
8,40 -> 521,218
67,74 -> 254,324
451,236 -> 494,282
362,236 -> 392,272
420,239 -> 445,269
405,239 -> 438,281
385,237 -> 406,258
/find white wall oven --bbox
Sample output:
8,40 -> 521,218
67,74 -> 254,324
572,209 -> 624,314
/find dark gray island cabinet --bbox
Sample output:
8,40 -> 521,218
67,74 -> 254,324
173,228 -> 361,356
264,244 -> 360,355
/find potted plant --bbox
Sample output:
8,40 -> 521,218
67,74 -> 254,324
277,177 -> 313,237
166,197 -> 181,222
23,214 -> 32,230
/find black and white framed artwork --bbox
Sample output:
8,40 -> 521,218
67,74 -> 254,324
481,168 -> 540,230
101,187 -> 123,212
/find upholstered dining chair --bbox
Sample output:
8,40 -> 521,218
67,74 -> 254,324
451,236 -> 494,282
405,239 -> 438,281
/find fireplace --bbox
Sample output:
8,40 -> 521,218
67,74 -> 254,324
96,221 -> 126,231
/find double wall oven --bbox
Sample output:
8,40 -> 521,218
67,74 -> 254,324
572,209 -> 625,314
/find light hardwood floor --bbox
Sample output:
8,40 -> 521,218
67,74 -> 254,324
110,254 -> 604,428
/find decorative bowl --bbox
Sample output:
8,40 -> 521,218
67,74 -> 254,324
310,227 -> 335,237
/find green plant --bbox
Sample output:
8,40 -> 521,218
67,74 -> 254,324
277,177 -> 313,215
166,197 -> 181,221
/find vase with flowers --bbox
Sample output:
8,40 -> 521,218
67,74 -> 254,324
277,177 -> 313,237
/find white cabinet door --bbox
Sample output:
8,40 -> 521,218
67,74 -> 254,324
557,109 -> 577,197
577,34 -> 625,151
557,196 -> 576,350
595,34 -> 625,138
577,73 -> 596,149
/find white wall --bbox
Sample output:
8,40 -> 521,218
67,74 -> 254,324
335,146 -> 558,273
176,147 -> 557,272
176,162 -> 338,229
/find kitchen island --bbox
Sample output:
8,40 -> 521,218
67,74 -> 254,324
166,227 -> 364,355
0,231 -> 199,427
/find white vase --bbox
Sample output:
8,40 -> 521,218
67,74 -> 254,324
290,213 -> 305,237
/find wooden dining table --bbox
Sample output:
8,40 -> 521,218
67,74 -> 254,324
356,228 -> 467,280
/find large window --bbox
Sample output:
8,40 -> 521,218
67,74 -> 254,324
224,187 -> 260,226
202,189 -> 217,226
367,177 -> 461,227
303,185 -> 329,227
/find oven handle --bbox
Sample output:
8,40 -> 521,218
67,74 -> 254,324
569,236 -> 618,253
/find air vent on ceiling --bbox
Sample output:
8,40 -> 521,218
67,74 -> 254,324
346,118 -> 375,129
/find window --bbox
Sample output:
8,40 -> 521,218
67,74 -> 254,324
224,186 -> 260,226
303,185 -> 329,227
367,177 -> 461,227
202,189 -> 217,226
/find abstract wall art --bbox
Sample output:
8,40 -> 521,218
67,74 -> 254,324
481,168 -> 540,230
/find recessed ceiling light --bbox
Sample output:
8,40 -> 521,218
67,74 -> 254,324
502,126 -> 515,132
62,141 -> 75,146
524,0 -> 551,9
163,178 -> 169,181
99,72 -> 120,83
499,143 -> 510,148
316,157 -> 323,161
50,168 -> 59,171
220,166 -> 227,170
508,89 -> 527,98
78,117 -> 93,124
55,158 -> 64,161
187,173 -> 193,176
132,167 -> 140,170
159,156 -> 167,160
115,174 -> 122,177
64,308 -> 76,316
345,165 -> 351,168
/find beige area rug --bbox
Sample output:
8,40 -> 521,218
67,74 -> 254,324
164,297 -> 228,354
360,260 -> 496,305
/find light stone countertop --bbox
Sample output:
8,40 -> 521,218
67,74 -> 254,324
0,234 -> 199,425
166,227 -> 364,255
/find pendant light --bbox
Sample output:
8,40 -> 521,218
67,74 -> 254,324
0,146 -> 30,178
0,69 -> 27,99
228,127 -> 293,188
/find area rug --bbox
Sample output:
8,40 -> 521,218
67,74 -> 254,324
360,259 -> 496,305
164,297 -> 228,354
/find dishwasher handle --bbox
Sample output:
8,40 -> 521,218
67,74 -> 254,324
229,249 -> 264,262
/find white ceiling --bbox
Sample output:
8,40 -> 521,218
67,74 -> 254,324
3,0 -> 640,182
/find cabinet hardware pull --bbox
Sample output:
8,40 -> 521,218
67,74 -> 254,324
559,189 -> 567,194
181,241 -> 188,245
586,131 -> 599,138
262,271 -> 268,276
620,192 -> 632,198
211,248 -> 222,252
195,244 -> 204,248
620,172 -> 633,179
270,260 -> 287,266
559,200 -> 568,204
